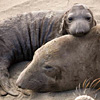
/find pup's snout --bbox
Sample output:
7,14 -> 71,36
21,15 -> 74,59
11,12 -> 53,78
69,20 -> 90,37
74,29 -> 88,37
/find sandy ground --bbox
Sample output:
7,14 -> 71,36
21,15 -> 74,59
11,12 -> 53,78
0,0 -> 100,100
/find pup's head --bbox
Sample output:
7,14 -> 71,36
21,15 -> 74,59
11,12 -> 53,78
63,4 -> 96,37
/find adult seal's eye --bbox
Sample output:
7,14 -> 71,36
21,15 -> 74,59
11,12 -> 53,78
85,16 -> 91,21
44,66 -> 53,70
68,17 -> 73,23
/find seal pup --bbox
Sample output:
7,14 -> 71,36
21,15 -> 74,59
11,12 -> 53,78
17,25 -> 100,92
0,4 -> 96,95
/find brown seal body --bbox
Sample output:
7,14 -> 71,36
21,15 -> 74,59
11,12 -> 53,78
17,25 -> 100,92
0,4 -> 96,95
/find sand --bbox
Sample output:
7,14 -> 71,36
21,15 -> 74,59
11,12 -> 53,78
0,0 -> 100,100
0,0 -> 100,22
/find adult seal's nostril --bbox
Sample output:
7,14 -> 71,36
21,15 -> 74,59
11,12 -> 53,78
18,85 -> 22,88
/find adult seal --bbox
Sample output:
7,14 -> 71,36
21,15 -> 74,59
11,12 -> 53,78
0,4 -> 96,95
17,25 -> 100,93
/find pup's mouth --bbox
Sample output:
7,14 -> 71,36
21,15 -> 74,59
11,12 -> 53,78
72,31 -> 89,37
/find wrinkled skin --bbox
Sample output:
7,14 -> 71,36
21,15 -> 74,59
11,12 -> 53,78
0,4 -> 96,96
17,25 -> 100,92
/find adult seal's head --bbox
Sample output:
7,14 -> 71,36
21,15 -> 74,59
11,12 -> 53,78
63,4 -> 96,37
